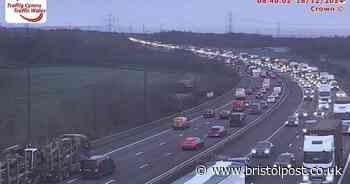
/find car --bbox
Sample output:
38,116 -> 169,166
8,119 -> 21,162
303,94 -> 314,101
207,126 -> 227,138
256,92 -> 264,99
313,110 -> 325,119
181,137 -> 204,150
172,116 -> 190,130
250,141 -> 274,157
246,88 -> 253,95
336,90 -> 347,98
273,153 -> 296,168
260,88 -> 267,94
81,155 -> 116,179
267,96 -> 276,103
218,110 -> 230,119
285,115 -> 299,127
203,109 -> 215,118
302,119 -> 318,134
229,112 -> 246,127
248,103 -> 262,114
295,111 -> 309,119
260,100 -> 268,109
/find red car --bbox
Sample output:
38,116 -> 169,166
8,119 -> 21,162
207,126 -> 227,138
181,137 -> 204,150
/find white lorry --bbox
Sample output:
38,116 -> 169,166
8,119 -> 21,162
302,119 -> 343,184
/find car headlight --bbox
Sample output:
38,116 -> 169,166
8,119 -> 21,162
326,174 -> 334,182
328,99 -> 331,103
303,95 -> 307,98
251,149 -> 256,154
302,128 -> 307,133
310,95 -> 314,98
302,175 -> 309,182
295,121 -> 299,124
273,164 -> 277,167
295,113 -> 299,117
313,112 -> 317,116
303,113 -> 308,117
325,104 -> 330,109
287,164 -> 292,168
264,149 -> 270,154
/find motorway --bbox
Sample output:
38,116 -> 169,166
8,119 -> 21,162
63,68 -> 350,184
63,69 -> 288,184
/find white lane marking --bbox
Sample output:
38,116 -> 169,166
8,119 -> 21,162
105,179 -> 116,184
136,152 -> 144,156
103,129 -> 171,156
265,124 -> 286,141
139,164 -> 149,169
159,142 -> 166,146
165,152 -> 173,156
288,143 -> 293,147
66,178 -> 79,184
338,153 -> 350,184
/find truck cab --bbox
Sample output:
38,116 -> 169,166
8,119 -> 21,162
302,135 -> 335,183
302,119 -> 343,184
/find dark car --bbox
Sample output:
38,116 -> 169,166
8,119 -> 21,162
181,137 -> 204,150
303,94 -> 314,101
295,111 -> 309,119
313,110 -> 325,119
229,112 -> 246,127
203,109 -> 216,118
260,100 -> 268,109
81,155 -> 116,179
218,110 -> 230,119
250,141 -> 274,157
248,103 -> 262,115
285,115 -> 299,127
246,88 -> 253,95
207,126 -> 227,138
256,92 -> 264,99
273,153 -> 296,168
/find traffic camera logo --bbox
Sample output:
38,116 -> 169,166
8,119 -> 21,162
5,0 -> 47,23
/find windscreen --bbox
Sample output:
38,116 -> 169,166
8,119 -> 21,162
304,152 -> 332,164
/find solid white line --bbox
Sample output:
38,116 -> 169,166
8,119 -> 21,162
265,124 -> 286,141
159,142 -> 166,146
105,179 -> 115,184
66,178 -> 79,184
165,152 -> 173,156
103,129 -> 171,156
338,152 -> 350,183
139,164 -> 149,169
136,152 -> 144,156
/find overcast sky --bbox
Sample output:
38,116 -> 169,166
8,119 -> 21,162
1,0 -> 349,36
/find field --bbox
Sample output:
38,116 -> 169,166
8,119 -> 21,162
0,66 -> 236,146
